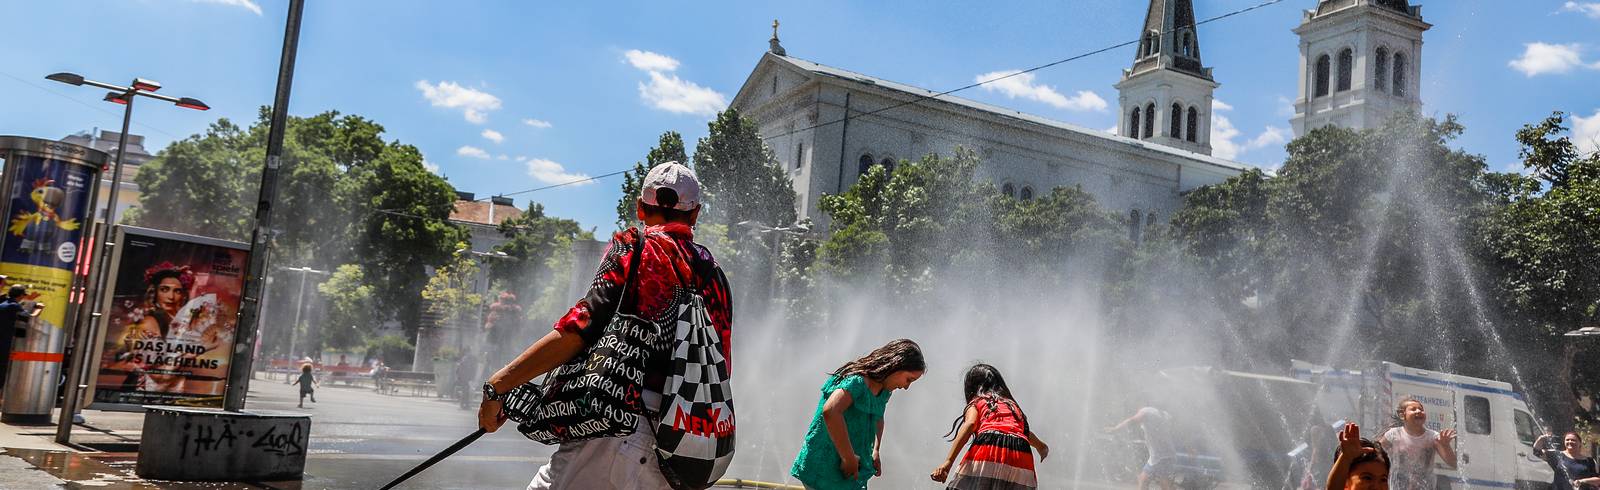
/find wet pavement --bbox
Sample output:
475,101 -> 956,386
0,375 -> 796,489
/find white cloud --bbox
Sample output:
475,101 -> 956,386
624,50 -> 682,72
481,129 -> 504,144
515,155 -> 529,162
415,80 -> 502,124
193,0 -> 261,15
497,154 -> 510,161
975,70 -> 1108,112
525,158 -> 594,186
623,49 -> 728,117
456,145 -> 490,159
1561,2 -> 1600,19
422,160 -> 441,174
1211,114 -> 1288,160
638,71 -> 728,116
1573,109 -> 1600,155
1212,99 -> 1234,112
1508,43 -> 1598,77
522,118 -> 553,129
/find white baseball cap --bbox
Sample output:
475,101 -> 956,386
640,161 -> 701,211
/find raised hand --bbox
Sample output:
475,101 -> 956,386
1338,423 -> 1364,456
1439,428 -> 1457,445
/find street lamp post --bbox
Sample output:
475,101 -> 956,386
44,72 -> 208,444
281,266 -> 329,364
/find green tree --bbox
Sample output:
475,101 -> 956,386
420,243 -> 485,339
488,202 -> 591,307
314,264 -> 374,351
616,131 -> 688,229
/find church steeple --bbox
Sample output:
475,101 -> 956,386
1115,0 -> 1218,155
1291,0 -> 1429,136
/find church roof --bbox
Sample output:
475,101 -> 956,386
758,53 -> 1250,172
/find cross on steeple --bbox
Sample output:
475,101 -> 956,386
768,19 -> 787,56
772,19 -> 780,40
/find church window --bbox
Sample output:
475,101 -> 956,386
1315,55 -> 1331,97
1145,212 -> 1158,230
795,142 -> 805,169
880,157 -> 896,174
1395,53 -> 1408,97
1181,32 -> 1193,57
1186,106 -> 1199,143
771,76 -> 778,95
1374,47 -> 1390,93
858,154 -> 875,177
1020,186 -> 1034,201
1129,209 -> 1144,244
1144,103 -> 1156,139
1130,108 -> 1143,139
1150,31 -> 1161,56
1140,35 -> 1151,58
1337,48 -> 1353,92
1002,183 -> 1015,199
1171,103 -> 1183,139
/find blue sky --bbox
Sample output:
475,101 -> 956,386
4,0 -> 1598,232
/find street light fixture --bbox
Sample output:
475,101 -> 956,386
1565,327 -> 1600,339
48,71 -> 211,444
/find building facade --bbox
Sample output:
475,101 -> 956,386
59,129 -> 154,222
730,0 -> 1252,235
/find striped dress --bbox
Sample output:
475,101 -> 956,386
947,394 -> 1037,490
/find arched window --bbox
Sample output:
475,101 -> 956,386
1140,36 -> 1150,59
1144,103 -> 1156,139
1150,31 -> 1161,56
1170,103 -> 1183,139
1145,212 -> 1158,229
1130,107 -> 1143,139
1182,32 -> 1193,57
1020,186 -> 1034,201
1186,106 -> 1199,143
795,143 -> 805,169
1315,54 -> 1331,97
1337,48 -> 1354,92
1001,183 -> 1015,199
879,157 -> 895,175
1392,53 -> 1407,97
1374,47 -> 1390,93
858,154 -> 874,177
1129,209 -> 1144,243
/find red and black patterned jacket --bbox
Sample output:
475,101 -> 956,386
553,222 -> 733,385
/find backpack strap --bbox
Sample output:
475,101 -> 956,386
614,226 -> 648,316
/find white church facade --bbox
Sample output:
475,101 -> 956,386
730,0 -> 1426,233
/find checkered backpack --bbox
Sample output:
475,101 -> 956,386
649,285 -> 735,489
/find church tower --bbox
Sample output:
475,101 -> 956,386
1116,0 -> 1218,156
1291,0 -> 1430,137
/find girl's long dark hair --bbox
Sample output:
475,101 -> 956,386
832,339 -> 925,381
944,363 -> 1027,439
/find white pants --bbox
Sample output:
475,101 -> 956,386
527,392 -> 670,490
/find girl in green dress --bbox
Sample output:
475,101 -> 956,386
791,339 -> 926,489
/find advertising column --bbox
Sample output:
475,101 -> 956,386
0,136 -> 105,424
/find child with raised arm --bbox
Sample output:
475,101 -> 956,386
1328,422 -> 1391,490
1377,398 -> 1457,490
931,364 -> 1049,489
792,339 -> 926,489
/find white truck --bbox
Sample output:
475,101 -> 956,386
1291,360 -> 1555,490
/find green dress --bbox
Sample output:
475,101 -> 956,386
790,374 -> 891,489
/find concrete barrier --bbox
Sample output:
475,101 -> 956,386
135,406 -> 311,481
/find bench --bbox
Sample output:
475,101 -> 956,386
323,365 -> 372,386
380,370 -> 436,397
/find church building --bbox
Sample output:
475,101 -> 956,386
729,0 -> 1426,234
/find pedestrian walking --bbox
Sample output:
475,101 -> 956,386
477,162 -> 734,490
0,285 -> 31,389
931,364 -> 1049,490
292,363 -> 317,408
791,339 -> 926,490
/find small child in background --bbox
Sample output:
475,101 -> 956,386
292,363 -> 318,408
931,364 -> 1049,490
1328,423 -> 1391,490
791,339 -> 926,489
1378,398 -> 1456,490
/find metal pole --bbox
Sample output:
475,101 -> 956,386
56,98 -> 134,441
225,0 -> 305,411
835,91 -> 851,194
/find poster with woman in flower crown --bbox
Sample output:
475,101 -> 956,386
90,227 -> 248,408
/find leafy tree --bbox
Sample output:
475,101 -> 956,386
314,264 -> 374,351
488,202 -> 590,308
692,109 -> 798,235
420,243 -> 485,339
616,132 -> 688,229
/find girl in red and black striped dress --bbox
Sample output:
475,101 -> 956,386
931,364 -> 1050,489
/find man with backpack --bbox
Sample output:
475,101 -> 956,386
478,162 -> 734,489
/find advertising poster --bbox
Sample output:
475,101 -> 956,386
92,227 -> 248,408
0,154 -> 95,333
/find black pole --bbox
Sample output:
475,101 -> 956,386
56,97 -> 134,442
835,91 -> 851,194
225,0 -> 305,411
378,429 -> 487,490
